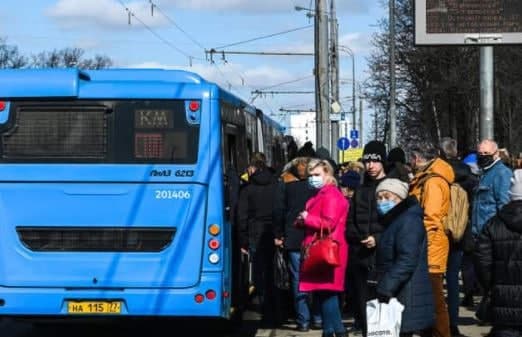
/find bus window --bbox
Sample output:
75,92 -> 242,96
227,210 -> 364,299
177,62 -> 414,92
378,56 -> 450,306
246,138 -> 253,162
0,100 -> 200,164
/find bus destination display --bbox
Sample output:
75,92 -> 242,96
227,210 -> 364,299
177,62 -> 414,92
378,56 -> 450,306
426,0 -> 522,34
135,109 -> 174,129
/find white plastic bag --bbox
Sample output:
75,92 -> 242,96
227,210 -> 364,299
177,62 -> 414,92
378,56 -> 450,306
366,298 -> 404,337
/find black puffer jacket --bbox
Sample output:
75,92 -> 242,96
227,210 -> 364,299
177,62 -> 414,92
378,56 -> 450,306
272,171 -> 318,251
346,175 -> 386,268
238,169 -> 278,249
474,200 -> 522,326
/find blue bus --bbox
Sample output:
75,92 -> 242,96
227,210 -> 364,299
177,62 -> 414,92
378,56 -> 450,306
0,68 -> 288,321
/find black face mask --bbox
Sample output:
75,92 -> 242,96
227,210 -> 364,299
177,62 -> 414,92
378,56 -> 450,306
477,154 -> 495,168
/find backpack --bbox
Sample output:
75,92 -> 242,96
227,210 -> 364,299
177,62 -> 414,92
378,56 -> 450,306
419,174 -> 469,242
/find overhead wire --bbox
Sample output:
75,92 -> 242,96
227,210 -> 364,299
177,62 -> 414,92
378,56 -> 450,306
255,75 -> 314,91
116,0 -> 202,62
211,63 -> 237,93
214,25 -> 313,50
147,0 -> 206,51
119,0 -> 299,124
139,2 -> 276,107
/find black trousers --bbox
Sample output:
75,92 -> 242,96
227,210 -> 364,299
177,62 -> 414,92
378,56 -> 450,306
490,326 -> 522,337
250,234 -> 279,324
348,263 -> 376,337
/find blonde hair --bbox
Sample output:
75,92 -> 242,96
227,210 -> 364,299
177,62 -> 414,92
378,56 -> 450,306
308,158 -> 337,186
347,161 -> 365,174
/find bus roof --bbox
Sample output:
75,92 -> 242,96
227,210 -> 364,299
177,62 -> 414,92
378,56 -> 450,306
0,68 -> 213,99
86,68 -> 207,83
0,67 -> 279,129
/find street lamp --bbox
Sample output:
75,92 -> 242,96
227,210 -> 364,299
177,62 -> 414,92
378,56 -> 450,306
338,46 -> 356,139
294,6 -> 316,18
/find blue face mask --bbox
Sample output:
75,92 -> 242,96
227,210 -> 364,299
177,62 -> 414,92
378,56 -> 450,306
377,200 -> 397,215
308,175 -> 325,189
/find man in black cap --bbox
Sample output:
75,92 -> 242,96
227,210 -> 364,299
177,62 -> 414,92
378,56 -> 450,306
346,140 -> 387,336
386,147 -> 411,182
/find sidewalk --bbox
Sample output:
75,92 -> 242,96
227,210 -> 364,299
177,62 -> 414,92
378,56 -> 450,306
252,297 -> 491,337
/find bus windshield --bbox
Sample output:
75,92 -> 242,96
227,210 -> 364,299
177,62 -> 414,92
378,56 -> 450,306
0,100 -> 200,164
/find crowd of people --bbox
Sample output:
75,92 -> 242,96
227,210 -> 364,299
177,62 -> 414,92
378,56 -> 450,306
236,137 -> 522,337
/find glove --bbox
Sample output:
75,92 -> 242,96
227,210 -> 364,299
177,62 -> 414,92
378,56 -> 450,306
377,293 -> 390,304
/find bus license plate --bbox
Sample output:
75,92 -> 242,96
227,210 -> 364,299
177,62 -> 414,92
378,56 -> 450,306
67,301 -> 121,314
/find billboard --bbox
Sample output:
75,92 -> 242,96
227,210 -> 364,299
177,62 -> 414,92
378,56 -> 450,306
415,0 -> 522,45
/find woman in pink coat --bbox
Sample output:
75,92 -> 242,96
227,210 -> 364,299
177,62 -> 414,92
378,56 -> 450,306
297,158 -> 349,337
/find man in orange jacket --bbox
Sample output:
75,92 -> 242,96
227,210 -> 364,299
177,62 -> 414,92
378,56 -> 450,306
409,143 -> 455,337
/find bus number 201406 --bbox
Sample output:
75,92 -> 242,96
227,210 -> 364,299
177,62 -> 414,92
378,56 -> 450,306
155,190 -> 191,199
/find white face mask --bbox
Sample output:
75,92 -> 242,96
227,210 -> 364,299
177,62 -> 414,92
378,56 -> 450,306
308,175 -> 325,189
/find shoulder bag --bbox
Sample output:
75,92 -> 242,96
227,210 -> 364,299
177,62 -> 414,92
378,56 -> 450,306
301,222 -> 340,273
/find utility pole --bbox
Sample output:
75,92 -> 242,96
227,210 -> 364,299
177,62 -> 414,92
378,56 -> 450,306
480,46 -> 494,140
330,0 -> 340,156
315,0 -> 330,153
359,97 -> 364,144
352,53 -> 356,137
389,0 -> 397,148
339,46 -> 356,142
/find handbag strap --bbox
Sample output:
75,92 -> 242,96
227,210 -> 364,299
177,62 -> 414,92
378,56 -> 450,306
319,219 -> 333,238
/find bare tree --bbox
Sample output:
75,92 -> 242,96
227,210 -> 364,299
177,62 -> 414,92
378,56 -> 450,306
79,54 -> 113,70
365,0 -> 522,155
0,38 -> 27,68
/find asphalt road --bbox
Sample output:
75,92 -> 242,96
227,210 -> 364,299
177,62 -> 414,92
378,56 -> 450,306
0,297 -> 491,337
0,317 -> 243,337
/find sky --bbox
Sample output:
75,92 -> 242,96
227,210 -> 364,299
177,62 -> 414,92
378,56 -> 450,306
1,0 -> 387,144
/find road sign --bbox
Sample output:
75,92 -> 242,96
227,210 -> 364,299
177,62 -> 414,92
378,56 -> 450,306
350,139 -> 359,148
329,114 -> 341,121
415,0 -> 522,45
350,129 -> 359,139
337,137 -> 350,150
339,148 -> 364,163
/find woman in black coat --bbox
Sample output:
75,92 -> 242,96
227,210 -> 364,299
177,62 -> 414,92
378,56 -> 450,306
474,169 -> 522,337
373,178 -> 434,337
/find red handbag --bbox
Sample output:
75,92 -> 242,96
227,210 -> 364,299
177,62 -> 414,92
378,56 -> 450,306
301,224 -> 340,273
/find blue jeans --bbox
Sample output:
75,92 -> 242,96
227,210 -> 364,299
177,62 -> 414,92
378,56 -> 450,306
316,291 -> 345,335
288,251 -> 321,327
446,247 -> 463,328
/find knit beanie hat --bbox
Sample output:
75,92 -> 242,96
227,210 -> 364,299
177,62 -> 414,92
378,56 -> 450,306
376,178 -> 409,200
363,140 -> 386,163
509,169 -> 522,201
388,147 -> 406,164
340,170 -> 361,189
